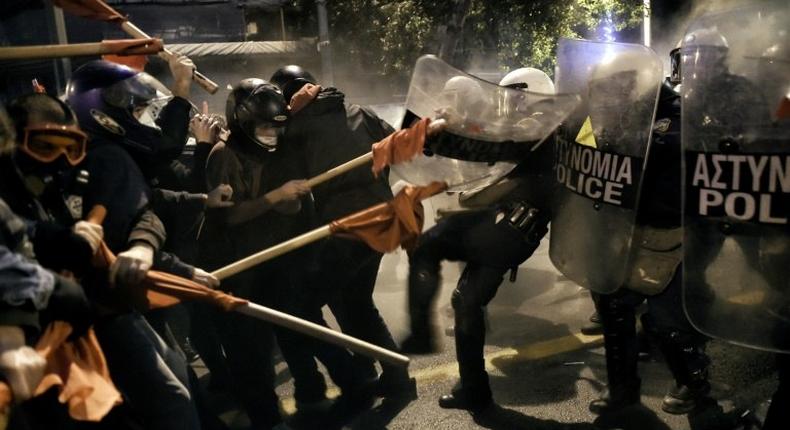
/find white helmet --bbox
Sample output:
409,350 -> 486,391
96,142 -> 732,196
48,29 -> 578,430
442,76 -> 486,103
683,27 -> 729,51
439,75 -> 488,119
499,67 -> 556,95
589,50 -> 662,102
681,27 -> 730,81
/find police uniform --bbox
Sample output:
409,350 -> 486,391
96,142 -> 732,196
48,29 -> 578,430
590,80 -> 712,414
405,138 -> 553,410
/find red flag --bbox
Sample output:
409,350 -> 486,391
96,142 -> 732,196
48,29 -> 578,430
371,117 -> 431,176
776,95 -> 790,120
52,0 -> 126,23
329,181 -> 447,252
0,322 -> 122,422
288,83 -> 321,114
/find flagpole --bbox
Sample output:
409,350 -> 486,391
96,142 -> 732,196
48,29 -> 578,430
212,225 -> 333,280
0,39 -> 163,60
305,152 -> 373,188
236,302 -> 409,366
304,118 -> 446,189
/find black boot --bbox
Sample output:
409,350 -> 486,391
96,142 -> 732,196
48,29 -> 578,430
656,330 -> 712,414
591,293 -> 642,415
581,311 -> 604,335
662,380 -> 711,415
438,386 -> 493,413
402,267 -> 442,354
589,379 -> 641,414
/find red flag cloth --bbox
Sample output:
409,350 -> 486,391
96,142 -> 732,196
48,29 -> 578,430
288,83 -> 321,114
0,322 -> 122,422
371,117 -> 431,177
92,241 -> 247,312
329,181 -> 447,252
101,39 -> 164,71
34,322 -> 122,421
52,0 -> 126,23
776,96 -> 790,120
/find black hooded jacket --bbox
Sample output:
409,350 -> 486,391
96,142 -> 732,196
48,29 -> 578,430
285,88 -> 394,223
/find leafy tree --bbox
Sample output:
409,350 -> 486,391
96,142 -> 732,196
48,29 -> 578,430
293,0 -> 645,76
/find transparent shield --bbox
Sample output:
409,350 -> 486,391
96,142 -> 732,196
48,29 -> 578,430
681,1 -> 790,353
548,38 -> 663,293
395,55 -> 580,192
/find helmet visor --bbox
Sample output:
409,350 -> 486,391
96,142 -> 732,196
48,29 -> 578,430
103,72 -> 173,129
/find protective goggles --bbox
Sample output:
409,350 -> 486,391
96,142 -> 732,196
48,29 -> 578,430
21,124 -> 88,166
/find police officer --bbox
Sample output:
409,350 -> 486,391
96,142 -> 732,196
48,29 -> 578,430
588,46 -> 712,416
401,68 -> 555,412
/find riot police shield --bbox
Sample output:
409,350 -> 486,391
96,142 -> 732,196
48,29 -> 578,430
549,39 -> 663,293
681,1 -> 790,353
394,55 -> 580,192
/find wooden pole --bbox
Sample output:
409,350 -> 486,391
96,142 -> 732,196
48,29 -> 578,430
305,152 -> 373,188
212,225 -> 333,280
303,119 -> 446,188
120,21 -> 219,94
279,7 -> 287,42
235,302 -> 409,367
0,40 -> 163,60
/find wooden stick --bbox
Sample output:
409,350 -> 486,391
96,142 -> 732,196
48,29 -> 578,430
212,225 -> 332,280
305,152 -> 373,188
235,302 -> 409,367
120,21 -> 219,94
303,119 -> 446,189
0,39 -> 162,60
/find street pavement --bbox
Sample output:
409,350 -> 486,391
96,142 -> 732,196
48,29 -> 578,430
197,193 -> 779,430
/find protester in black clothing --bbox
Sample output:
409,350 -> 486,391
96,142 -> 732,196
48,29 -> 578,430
274,67 -> 416,399
202,78 -> 369,428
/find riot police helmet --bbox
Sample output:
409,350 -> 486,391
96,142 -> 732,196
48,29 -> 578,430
439,75 -> 488,120
681,28 -> 730,82
499,67 -> 555,94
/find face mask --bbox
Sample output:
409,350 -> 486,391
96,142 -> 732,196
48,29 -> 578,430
255,134 -> 278,151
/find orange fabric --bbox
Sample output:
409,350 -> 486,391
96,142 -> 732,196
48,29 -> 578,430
101,39 -> 163,71
776,96 -> 790,120
33,322 -> 122,421
52,0 -> 126,23
91,233 -> 247,312
0,382 -> 10,422
143,271 -> 248,312
288,83 -> 321,115
371,117 -> 431,177
329,181 -> 447,252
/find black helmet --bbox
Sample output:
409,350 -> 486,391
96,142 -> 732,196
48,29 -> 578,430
270,65 -> 316,103
226,79 -> 289,152
66,60 -> 176,157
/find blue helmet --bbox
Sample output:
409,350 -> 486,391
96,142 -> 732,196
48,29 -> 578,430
66,60 -> 173,156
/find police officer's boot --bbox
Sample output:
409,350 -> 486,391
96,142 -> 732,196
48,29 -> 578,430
401,268 -> 441,354
581,311 -> 604,335
659,332 -> 712,415
589,302 -> 641,414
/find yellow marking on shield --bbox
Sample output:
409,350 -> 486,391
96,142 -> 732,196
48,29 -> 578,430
575,116 -> 597,148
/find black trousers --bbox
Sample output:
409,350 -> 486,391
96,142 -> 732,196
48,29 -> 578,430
408,209 -> 546,398
316,238 -> 408,382
593,267 -> 710,391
